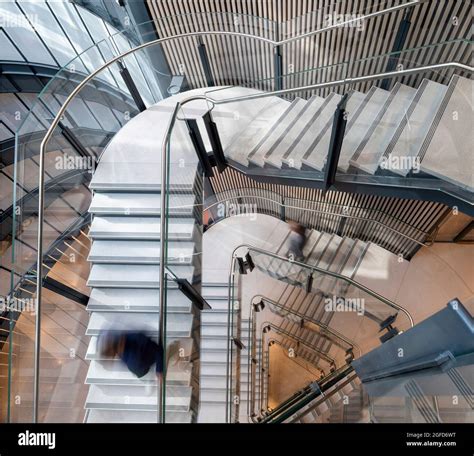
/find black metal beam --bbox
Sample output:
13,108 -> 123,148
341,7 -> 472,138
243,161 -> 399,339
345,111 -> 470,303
118,61 -> 147,112
43,276 -> 89,306
227,160 -> 474,218
185,118 -> 214,177
59,123 -> 92,157
197,37 -> 215,87
203,111 -> 226,173
324,94 -> 349,190
380,9 -> 413,91
274,46 -> 283,91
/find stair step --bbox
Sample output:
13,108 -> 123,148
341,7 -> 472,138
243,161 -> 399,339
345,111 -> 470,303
337,87 -> 390,172
89,192 -> 195,216
264,96 -> 326,168
88,240 -> 195,264
85,384 -> 192,411
384,79 -> 448,176
90,162 -> 197,192
86,409 -> 193,423
225,97 -> 289,165
349,83 -> 418,174
281,92 -> 342,169
86,311 -> 193,337
87,288 -> 191,312
89,216 -> 195,240
248,98 -> 307,167
86,359 -> 192,386
420,75 -> 474,191
87,264 -> 194,288
301,90 -> 366,171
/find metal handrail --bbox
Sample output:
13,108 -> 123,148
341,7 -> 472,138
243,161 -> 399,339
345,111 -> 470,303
32,13 -> 471,418
233,243 -> 415,326
213,62 -> 473,104
253,295 -> 362,356
262,364 -> 356,423
204,191 -> 432,247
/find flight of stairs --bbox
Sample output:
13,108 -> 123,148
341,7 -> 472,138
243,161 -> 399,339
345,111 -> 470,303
83,102 -> 202,423
222,75 -> 473,195
198,283 -> 262,423
289,376 -> 366,423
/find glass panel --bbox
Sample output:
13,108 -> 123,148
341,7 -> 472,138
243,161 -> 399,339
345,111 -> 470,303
204,39 -> 473,206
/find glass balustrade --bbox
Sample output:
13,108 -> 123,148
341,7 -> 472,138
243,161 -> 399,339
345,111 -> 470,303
2,6 -> 471,424
204,39 -> 473,209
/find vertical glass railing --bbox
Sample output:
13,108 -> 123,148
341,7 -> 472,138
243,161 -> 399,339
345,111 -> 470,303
161,102 -> 205,423
6,25 -> 169,422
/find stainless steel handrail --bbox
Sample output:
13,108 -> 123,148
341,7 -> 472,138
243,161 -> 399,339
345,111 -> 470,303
252,295 -> 362,356
32,18 -> 471,419
213,62 -> 473,104
204,192 -> 432,247
232,243 -> 415,326
278,0 -> 423,45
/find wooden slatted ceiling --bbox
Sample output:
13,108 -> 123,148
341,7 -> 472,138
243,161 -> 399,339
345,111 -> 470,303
147,0 -> 471,94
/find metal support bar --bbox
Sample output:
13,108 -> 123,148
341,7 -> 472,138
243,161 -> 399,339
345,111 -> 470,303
42,276 -> 89,306
203,112 -> 227,172
274,45 -> 283,91
197,37 -> 215,87
60,124 -> 91,157
118,61 -> 147,112
380,9 -> 413,90
185,118 -> 214,177
324,94 -> 349,190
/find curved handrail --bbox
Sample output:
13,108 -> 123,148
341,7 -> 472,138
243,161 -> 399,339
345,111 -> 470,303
232,243 -> 415,327
204,191 -> 432,247
213,62 -> 474,104
252,295 -> 362,357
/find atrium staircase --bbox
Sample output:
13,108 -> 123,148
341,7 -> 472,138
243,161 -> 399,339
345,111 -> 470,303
220,75 -> 473,196
83,103 -> 202,423
197,216 -> 410,422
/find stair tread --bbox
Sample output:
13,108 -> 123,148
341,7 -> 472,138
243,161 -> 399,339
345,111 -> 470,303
281,92 -> 342,169
248,98 -> 307,166
385,79 -> 448,176
337,87 -> 390,172
88,240 -> 195,264
86,409 -> 193,423
89,216 -> 195,240
225,97 -> 289,165
301,91 -> 366,171
264,96 -> 326,168
85,384 -> 192,410
87,264 -> 194,288
90,162 -> 197,191
420,75 -> 474,191
86,311 -> 193,336
87,288 -> 191,312
89,192 -> 195,216
86,359 -> 192,385
349,83 -> 418,174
